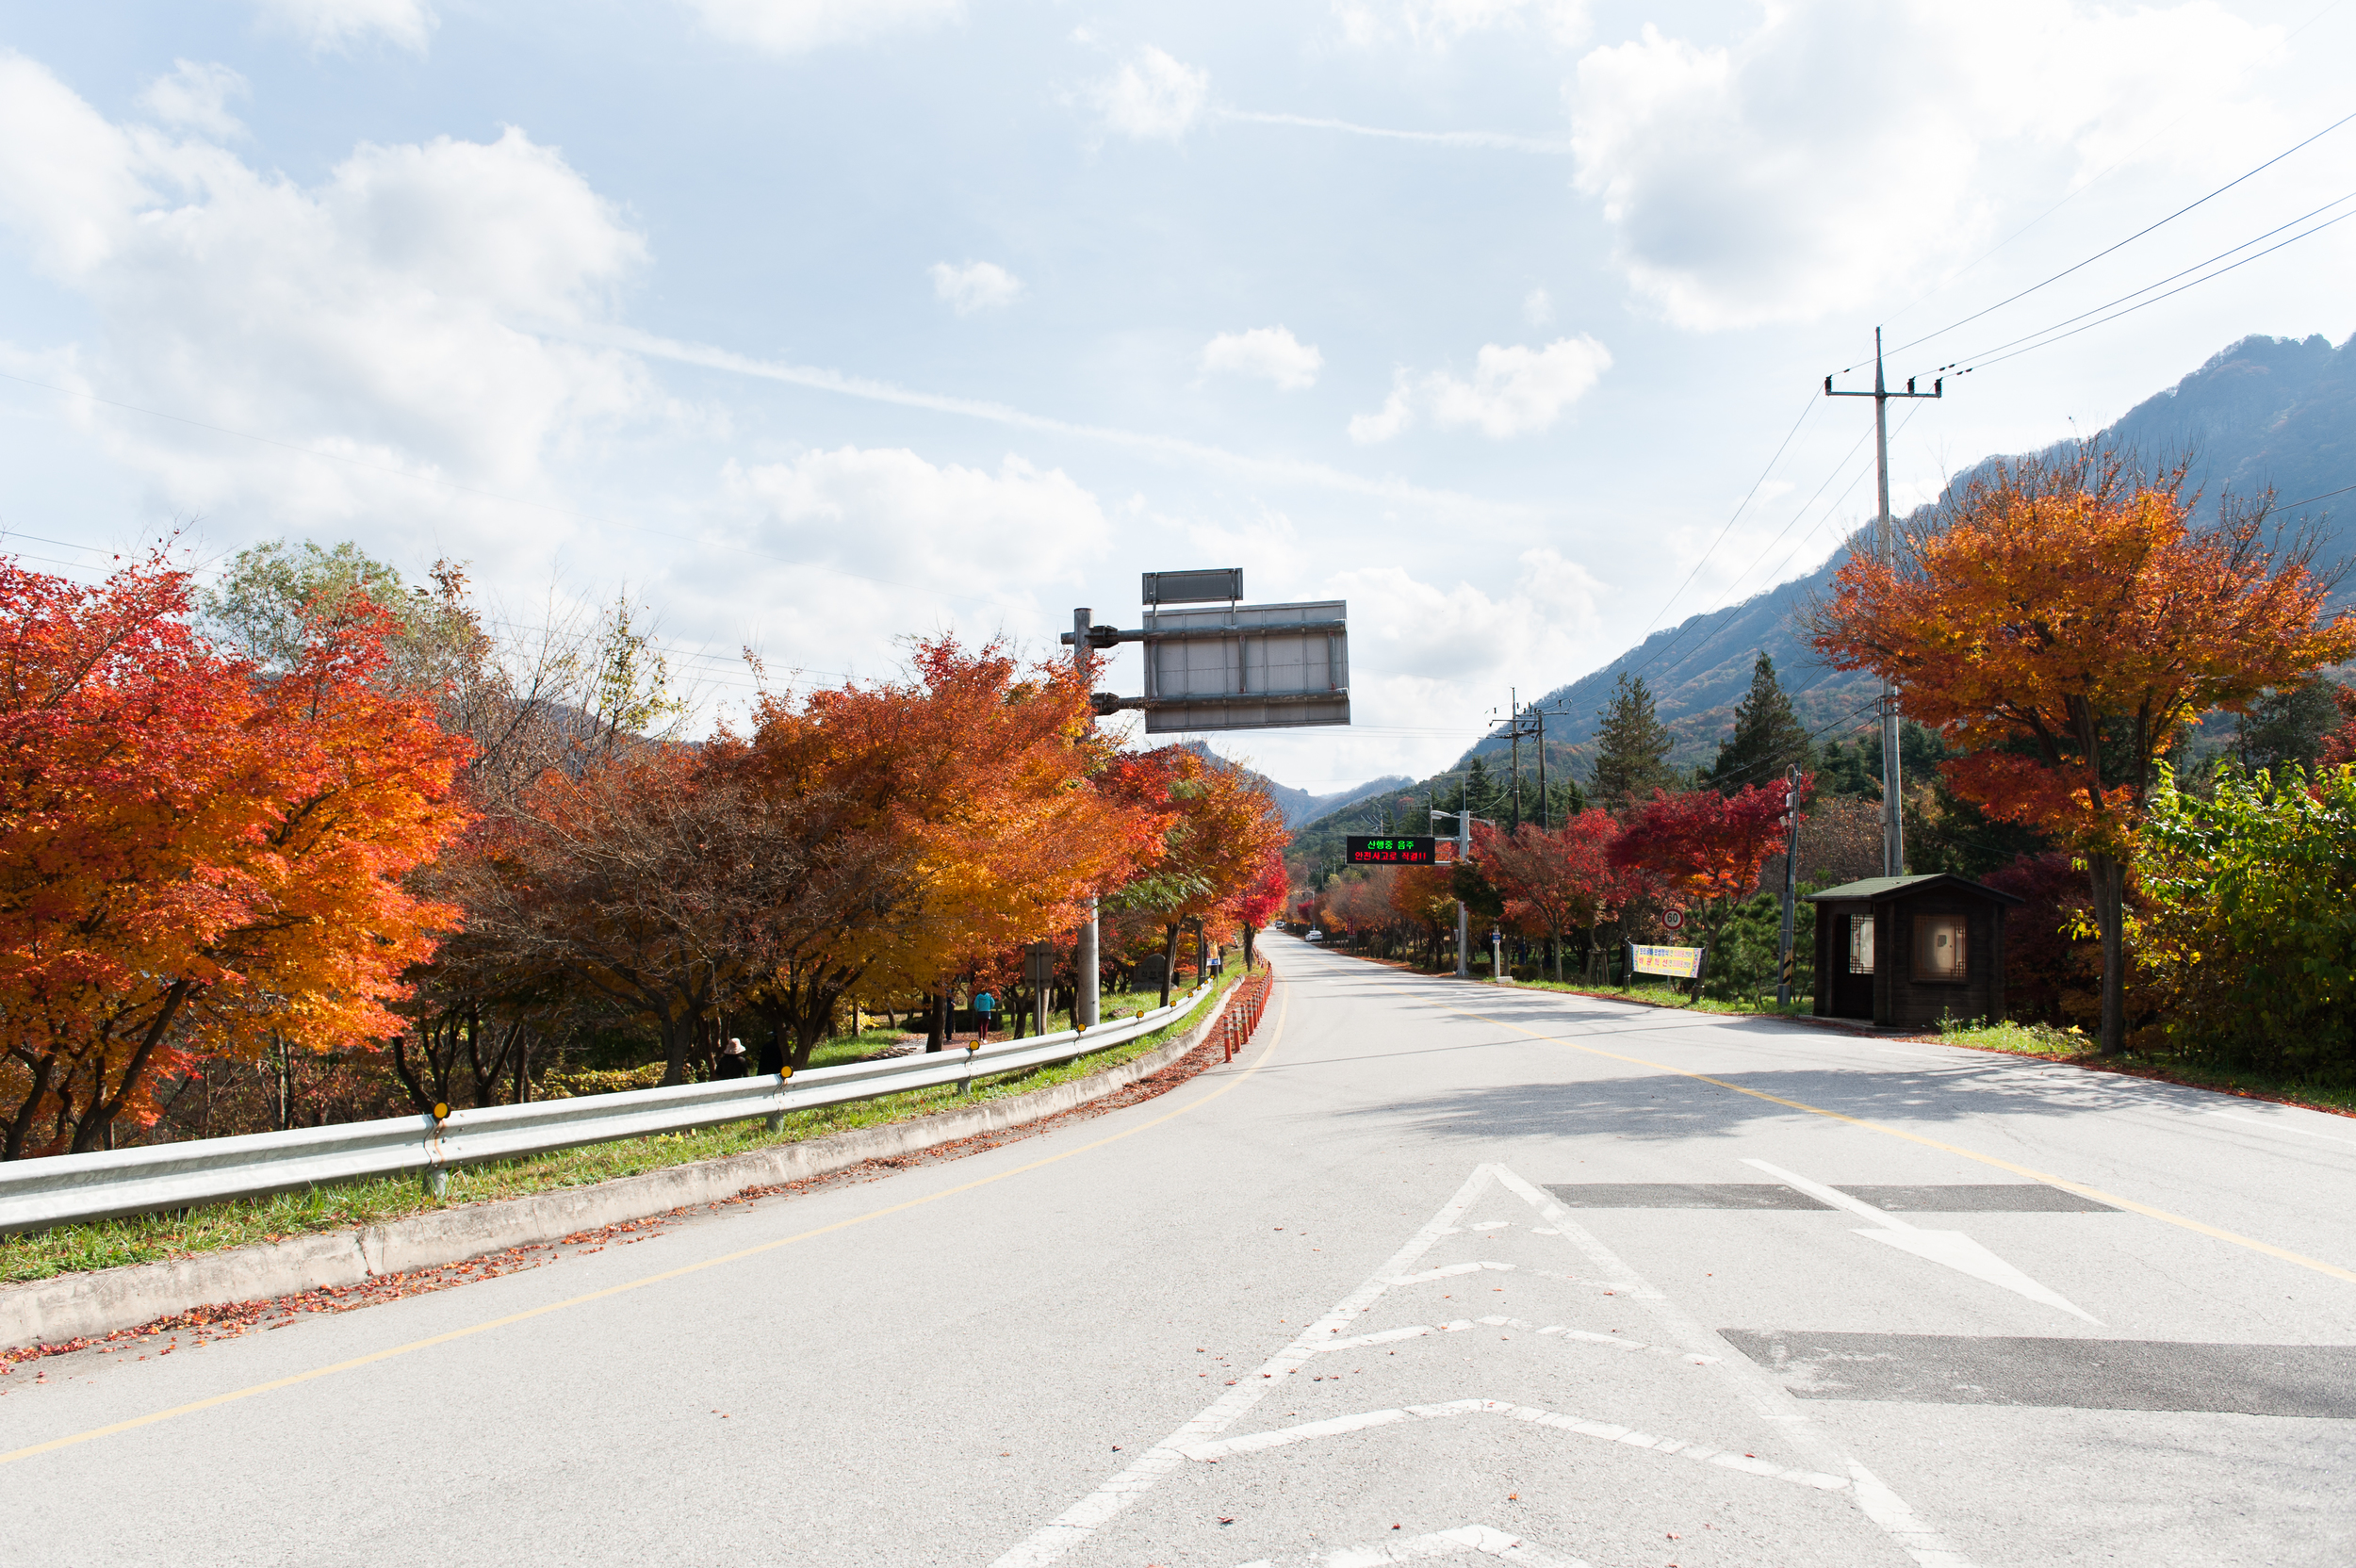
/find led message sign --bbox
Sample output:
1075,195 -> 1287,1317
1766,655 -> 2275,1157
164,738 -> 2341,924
1346,835 -> 1437,865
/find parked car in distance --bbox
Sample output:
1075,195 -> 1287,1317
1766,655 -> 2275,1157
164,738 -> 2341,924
1304,929 -> 1323,942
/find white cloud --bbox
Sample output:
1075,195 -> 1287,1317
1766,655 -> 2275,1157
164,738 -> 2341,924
252,0 -> 437,55
1199,325 -> 1322,391
1569,1 -> 2283,330
1335,0 -> 1590,51
1348,373 -> 1415,445
681,0 -> 961,56
730,448 -> 1107,586
1430,338 -> 1610,435
929,259 -> 1023,315
1521,286 -> 1552,326
1350,335 -> 1611,442
140,61 -> 251,140
707,449 -> 1111,673
0,53 -> 650,559
1088,47 -> 1209,141
1329,548 -> 1606,734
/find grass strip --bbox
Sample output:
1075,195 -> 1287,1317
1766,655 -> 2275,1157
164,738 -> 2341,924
1324,945 -> 1810,1018
1342,942 -> 2355,1117
1495,976 -> 1815,1018
0,971 -> 1246,1286
1933,1019 -> 2356,1117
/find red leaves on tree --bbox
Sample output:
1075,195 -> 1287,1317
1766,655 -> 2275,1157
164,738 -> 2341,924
1477,810 -> 1650,945
1611,780 -> 1807,906
0,554 -> 472,1157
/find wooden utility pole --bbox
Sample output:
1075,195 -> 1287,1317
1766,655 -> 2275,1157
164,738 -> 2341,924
1776,763 -> 1803,1008
1825,328 -> 1941,876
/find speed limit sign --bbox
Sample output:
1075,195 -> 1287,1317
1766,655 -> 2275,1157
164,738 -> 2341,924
1661,907 -> 1685,931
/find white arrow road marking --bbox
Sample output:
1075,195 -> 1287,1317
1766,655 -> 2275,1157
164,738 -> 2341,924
1742,1159 -> 2102,1324
1386,1261 -> 1517,1285
1312,1316 -> 1715,1364
994,1164 -> 1972,1568
1234,1521 -> 1591,1566
1175,1396 -> 1851,1490
986,1166 -> 1496,1568
1490,1167 -> 1977,1568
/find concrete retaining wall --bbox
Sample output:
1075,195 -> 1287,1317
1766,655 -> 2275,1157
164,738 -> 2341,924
1,1002 -> 1228,1352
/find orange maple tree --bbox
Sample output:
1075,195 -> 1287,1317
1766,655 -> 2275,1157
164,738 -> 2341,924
1110,746 -> 1287,1004
734,637 -> 1163,1061
0,556 -> 472,1157
1808,449 -> 2355,1052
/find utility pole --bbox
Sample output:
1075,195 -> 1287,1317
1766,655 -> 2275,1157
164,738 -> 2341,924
1535,705 -> 1548,830
1825,328 -> 1941,877
1776,763 -> 1802,1008
1456,773 -> 1471,977
1509,689 -> 1521,831
1071,607 -> 1100,1027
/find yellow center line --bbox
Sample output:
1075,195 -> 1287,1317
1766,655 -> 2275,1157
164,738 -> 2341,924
2,982 -> 1291,1467
1432,991 -> 2356,1285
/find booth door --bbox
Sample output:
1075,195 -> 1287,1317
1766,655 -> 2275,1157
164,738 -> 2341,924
1825,904 -> 1876,1019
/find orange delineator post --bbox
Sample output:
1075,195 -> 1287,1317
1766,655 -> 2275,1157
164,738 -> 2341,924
1220,967 -> 1270,1062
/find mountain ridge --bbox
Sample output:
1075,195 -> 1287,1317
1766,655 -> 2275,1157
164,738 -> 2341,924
1287,331 -> 2356,859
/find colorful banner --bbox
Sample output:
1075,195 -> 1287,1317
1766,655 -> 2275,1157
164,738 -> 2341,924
1630,944 -> 1705,979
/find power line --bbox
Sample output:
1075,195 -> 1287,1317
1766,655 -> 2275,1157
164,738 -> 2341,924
1873,0 -> 2353,343
2282,481 -> 2356,511
1512,402 -> 1930,764
1950,205 -> 2356,374
1622,392 -> 1821,653
1883,106 -> 2356,361
1615,419 -> 1883,685
1935,187 -> 2356,370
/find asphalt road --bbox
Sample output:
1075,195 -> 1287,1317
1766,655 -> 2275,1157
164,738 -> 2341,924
6,934 -> 2354,1567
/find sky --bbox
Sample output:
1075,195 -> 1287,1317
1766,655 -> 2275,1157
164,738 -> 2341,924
2,0 -> 2353,791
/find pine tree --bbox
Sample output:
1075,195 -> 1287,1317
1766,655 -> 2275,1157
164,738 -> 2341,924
1704,653 -> 1813,794
1590,673 -> 1674,814
1463,754 -> 1503,821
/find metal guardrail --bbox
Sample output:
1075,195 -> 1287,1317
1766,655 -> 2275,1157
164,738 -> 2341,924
0,982 -> 1222,1236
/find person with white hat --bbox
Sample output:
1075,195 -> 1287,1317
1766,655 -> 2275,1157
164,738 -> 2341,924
714,1037 -> 749,1081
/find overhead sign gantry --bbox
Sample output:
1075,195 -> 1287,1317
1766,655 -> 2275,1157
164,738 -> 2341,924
1058,569 -> 1352,1025
1063,570 -> 1350,733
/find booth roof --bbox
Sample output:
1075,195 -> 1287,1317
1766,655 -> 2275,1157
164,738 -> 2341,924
1803,873 -> 2025,906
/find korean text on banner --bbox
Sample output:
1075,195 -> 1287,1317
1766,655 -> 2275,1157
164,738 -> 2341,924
1630,944 -> 1705,979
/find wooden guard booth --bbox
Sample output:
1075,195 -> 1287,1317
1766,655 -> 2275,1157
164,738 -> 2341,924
1806,874 -> 2023,1029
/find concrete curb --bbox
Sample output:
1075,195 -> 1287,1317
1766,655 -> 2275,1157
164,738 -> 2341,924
1,994 -> 1233,1352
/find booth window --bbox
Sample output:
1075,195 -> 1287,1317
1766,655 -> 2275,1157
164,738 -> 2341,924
1847,915 -> 1874,973
1913,914 -> 1968,981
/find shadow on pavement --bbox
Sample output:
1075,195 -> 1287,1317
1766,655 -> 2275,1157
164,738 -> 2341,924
1328,1055 -> 2196,1147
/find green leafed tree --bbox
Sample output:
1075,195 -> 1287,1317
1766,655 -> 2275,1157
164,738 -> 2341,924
2233,677 -> 2345,775
1702,652 -> 1813,795
1589,673 -> 1674,814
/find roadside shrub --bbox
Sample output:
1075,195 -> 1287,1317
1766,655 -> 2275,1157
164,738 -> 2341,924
2134,764 -> 2356,1083
536,1062 -> 675,1100
1983,852 -> 2101,1028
